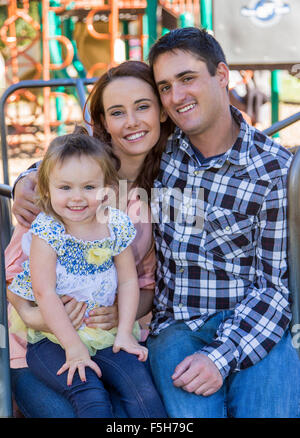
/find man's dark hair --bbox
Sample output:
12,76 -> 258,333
148,27 -> 227,76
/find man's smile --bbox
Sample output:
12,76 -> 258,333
177,103 -> 196,113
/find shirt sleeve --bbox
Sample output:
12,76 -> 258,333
110,208 -> 137,256
30,212 -> 64,255
200,175 -> 291,379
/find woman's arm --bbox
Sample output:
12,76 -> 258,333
7,289 -> 49,332
7,290 -> 87,332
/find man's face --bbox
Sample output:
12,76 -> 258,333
153,49 -> 229,143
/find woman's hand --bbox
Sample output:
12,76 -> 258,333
85,302 -> 118,330
12,172 -> 40,227
61,296 -> 87,330
57,341 -> 102,386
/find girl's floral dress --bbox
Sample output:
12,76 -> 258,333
8,207 -> 140,355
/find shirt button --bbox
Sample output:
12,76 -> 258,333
179,237 -> 184,242
225,226 -> 230,231
178,303 -> 183,308
179,268 -> 185,273
194,170 -> 200,176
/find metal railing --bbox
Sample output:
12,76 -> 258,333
263,111 -> 300,137
263,116 -> 300,358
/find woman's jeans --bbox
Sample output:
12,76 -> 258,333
11,367 -> 75,418
147,311 -> 300,418
26,338 -> 166,418
11,368 -> 127,418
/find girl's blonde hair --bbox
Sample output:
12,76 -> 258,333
37,125 -> 119,219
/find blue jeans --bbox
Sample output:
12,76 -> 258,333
11,368 -> 129,418
147,311 -> 300,418
11,367 -> 75,418
26,338 -> 167,418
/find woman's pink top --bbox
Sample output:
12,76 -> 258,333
5,201 -> 156,369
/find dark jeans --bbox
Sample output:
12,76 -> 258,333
26,338 -> 167,418
11,368 -> 129,418
11,367 -> 75,418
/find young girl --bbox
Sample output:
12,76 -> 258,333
8,127 -> 166,418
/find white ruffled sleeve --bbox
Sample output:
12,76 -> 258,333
109,208 -> 137,256
27,212 -> 65,255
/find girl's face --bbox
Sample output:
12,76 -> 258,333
101,76 -> 167,161
48,155 -> 104,226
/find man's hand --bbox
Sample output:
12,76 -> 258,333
12,171 -> 40,227
172,353 -> 223,396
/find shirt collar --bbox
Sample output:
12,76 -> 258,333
166,105 -> 253,167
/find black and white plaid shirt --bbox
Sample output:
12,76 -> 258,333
150,106 -> 293,379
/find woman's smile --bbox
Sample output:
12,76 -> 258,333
102,77 -> 165,160
124,130 -> 148,142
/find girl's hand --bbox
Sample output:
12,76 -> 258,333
57,342 -> 102,386
85,302 -> 118,330
113,333 -> 148,362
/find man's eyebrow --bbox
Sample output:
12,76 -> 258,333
156,70 -> 198,86
106,98 -> 152,112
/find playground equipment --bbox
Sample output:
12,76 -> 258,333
0,0 -> 149,151
213,0 -> 300,132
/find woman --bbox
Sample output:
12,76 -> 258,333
6,60 -> 174,418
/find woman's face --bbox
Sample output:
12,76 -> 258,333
101,76 -> 166,161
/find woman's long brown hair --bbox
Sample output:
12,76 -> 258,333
84,60 -> 174,197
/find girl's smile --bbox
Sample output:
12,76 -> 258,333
48,155 -> 104,228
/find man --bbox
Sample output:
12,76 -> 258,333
145,27 -> 300,418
